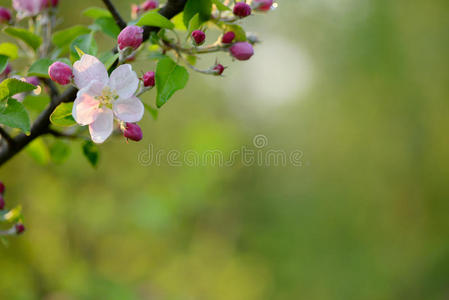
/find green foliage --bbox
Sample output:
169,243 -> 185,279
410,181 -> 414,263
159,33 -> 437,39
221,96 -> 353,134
0,55 -> 8,74
136,11 -> 175,29
82,140 -> 99,168
23,94 -> 50,112
50,103 -> 76,127
0,98 -> 30,133
0,78 -> 36,101
82,7 -> 112,19
92,17 -> 120,39
99,52 -> 119,71
3,27 -> 42,50
50,140 -> 71,164
25,138 -> 50,165
212,0 -> 231,11
0,43 -> 19,60
183,0 -> 212,27
156,57 -> 189,108
28,58 -> 54,78
52,25 -> 91,48
187,13 -> 202,34
70,33 -> 98,62
143,103 -> 158,120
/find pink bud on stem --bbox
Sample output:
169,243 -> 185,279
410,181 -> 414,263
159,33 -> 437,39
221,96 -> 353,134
123,123 -> 143,142
15,223 -> 25,235
230,42 -> 254,61
143,71 -> 155,87
222,31 -> 236,44
191,30 -> 206,46
118,25 -> 144,51
49,62 -> 73,85
0,7 -> 11,23
233,2 -> 252,18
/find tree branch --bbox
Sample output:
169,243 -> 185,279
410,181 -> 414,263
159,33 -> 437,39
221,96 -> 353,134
0,127 -> 15,147
0,0 -> 187,167
101,0 -> 127,30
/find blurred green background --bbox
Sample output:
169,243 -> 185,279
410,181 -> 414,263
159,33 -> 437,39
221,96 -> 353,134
1,0 -> 449,299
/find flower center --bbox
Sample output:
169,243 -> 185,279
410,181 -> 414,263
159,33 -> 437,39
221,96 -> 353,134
96,86 -> 119,109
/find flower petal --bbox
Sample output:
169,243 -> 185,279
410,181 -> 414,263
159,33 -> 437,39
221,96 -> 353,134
72,81 -> 104,125
73,54 -> 108,90
88,108 -> 113,143
113,96 -> 144,122
109,64 -> 139,99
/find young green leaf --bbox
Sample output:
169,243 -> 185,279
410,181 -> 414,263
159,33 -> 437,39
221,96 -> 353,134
99,51 -> 119,70
143,103 -> 158,120
183,0 -> 212,27
0,43 -> 19,60
136,11 -> 175,29
28,58 -> 54,78
93,17 -> 120,39
82,140 -> 99,168
187,13 -> 202,34
83,7 -> 112,19
70,33 -> 98,62
52,25 -> 91,48
0,78 -> 36,101
0,98 -> 31,133
26,138 -> 50,165
50,102 -> 76,127
4,27 -> 42,50
156,57 -> 189,108
0,55 -> 8,74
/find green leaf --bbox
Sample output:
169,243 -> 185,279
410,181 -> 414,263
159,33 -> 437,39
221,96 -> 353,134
70,33 -> 98,62
172,12 -> 187,31
52,25 -> 91,48
136,11 -> 175,29
28,58 -> 54,78
156,57 -> 189,108
26,138 -> 50,165
0,55 -> 8,74
93,17 -> 120,39
50,140 -> 71,164
82,140 -> 99,168
23,94 -> 50,112
183,0 -> 212,27
143,103 -> 158,120
99,51 -> 119,70
187,13 -> 202,34
212,0 -> 231,11
50,102 -> 76,127
4,27 -> 42,50
0,78 -> 36,101
83,7 -> 112,19
0,43 -> 19,60
0,98 -> 30,133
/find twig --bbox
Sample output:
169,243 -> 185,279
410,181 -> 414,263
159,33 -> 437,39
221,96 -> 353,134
101,0 -> 127,30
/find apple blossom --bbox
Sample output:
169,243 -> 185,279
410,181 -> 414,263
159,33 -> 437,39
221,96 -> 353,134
118,25 -> 144,51
222,31 -> 236,44
230,42 -> 254,61
123,123 -> 143,141
143,71 -> 155,87
191,30 -> 206,46
72,55 -> 144,143
49,62 -> 73,85
13,0 -> 47,19
0,7 -> 11,23
233,2 -> 251,18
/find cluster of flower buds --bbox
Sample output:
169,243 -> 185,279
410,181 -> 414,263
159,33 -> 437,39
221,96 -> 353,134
131,0 -> 158,19
48,61 -> 73,85
0,181 -> 25,235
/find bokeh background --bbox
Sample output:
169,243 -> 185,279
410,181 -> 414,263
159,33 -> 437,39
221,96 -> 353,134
1,0 -> 449,299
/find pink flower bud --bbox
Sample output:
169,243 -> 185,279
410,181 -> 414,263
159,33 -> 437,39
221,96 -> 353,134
26,76 -> 39,86
143,71 -> 155,87
222,31 -> 236,44
1,64 -> 11,77
253,0 -> 273,11
48,62 -> 73,85
230,42 -> 254,61
0,7 -> 12,23
118,25 -> 144,50
131,4 -> 140,19
213,64 -> 225,76
13,0 -> 47,19
191,30 -> 206,46
123,123 -> 143,142
233,2 -> 251,18
15,223 -> 25,234
141,0 -> 158,11
0,195 -> 4,210
0,181 -> 4,194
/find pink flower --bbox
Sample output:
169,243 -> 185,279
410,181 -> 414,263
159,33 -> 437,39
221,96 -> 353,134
230,42 -> 254,61
49,61 -> 73,85
72,55 -> 144,143
13,0 -> 47,19
0,7 -> 12,23
118,25 -> 144,50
